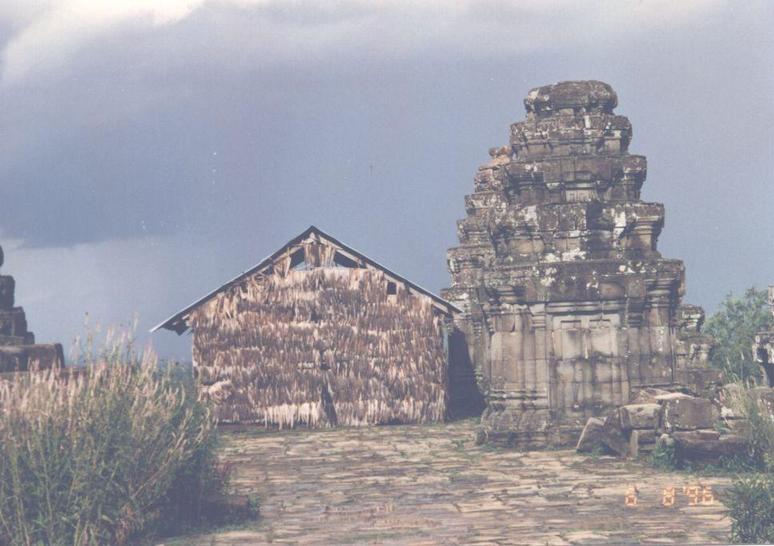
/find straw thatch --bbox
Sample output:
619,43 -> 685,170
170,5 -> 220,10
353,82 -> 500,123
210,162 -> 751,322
189,263 -> 448,428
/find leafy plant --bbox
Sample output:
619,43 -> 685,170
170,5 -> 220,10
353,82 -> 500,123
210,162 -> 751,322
724,474 -> 774,544
649,440 -> 677,470
725,385 -> 774,471
704,288 -> 773,384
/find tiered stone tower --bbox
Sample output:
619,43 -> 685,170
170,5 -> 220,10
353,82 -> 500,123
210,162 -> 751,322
442,81 -> 718,446
0,244 -> 64,372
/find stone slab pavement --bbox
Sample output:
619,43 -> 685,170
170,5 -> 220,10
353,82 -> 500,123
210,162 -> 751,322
168,419 -> 733,545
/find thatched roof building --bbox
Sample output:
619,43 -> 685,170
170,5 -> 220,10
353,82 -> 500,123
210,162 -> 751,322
154,226 -> 477,427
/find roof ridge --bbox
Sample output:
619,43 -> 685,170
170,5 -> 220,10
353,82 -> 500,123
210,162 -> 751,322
151,226 -> 459,334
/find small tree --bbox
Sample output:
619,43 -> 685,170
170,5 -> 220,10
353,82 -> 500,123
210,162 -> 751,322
704,287 -> 773,384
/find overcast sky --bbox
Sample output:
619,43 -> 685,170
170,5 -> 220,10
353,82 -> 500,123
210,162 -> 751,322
0,0 -> 771,359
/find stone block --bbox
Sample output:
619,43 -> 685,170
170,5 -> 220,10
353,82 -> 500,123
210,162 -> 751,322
660,395 -> 713,431
725,419 -> 752,436
629,430 -> 640,458
0,343 -> 64,373
673,432 -> 747,465
0,308 -> 28,337
0,276 -> 14,308
0,346 -> 25,372
576,417 -> 629,457
630,387 -> 670,404
619,403 -> 661,430
0,334 -> 33,346
25,344 -> 65,371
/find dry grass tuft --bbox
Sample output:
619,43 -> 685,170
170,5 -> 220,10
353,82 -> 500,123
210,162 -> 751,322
0,329 -> 234,545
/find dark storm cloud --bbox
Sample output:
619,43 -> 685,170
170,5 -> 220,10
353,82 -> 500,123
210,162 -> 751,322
0,0 -> 771,357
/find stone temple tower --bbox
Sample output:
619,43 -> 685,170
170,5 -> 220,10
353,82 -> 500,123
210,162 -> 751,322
442,81 -> 718,446
0,244 -> 64,372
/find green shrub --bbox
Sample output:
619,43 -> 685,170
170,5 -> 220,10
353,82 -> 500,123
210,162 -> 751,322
719,386 -> 774,543
704,288 -> 774,384
649,440 -> 677,470
0,330 -> 246,545
726,385 -> 774,471
724,473 -> 774,544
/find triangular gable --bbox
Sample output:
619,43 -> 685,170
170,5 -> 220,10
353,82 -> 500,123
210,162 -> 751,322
152,225 -> 460,334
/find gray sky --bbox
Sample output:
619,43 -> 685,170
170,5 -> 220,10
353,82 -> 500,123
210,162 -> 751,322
0,0 -> 771,359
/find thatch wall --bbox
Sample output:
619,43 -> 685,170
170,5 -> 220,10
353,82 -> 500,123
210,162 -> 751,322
189,267 -> 448,428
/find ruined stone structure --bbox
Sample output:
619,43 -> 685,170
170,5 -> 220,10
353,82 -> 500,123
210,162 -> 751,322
0,244 -> 64,372
753,286 -> 774,387
442,81 -> 718,446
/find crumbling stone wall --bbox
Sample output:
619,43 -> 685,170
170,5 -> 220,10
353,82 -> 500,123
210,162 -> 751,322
442,81 -> 718,447
0,245 -> 64,373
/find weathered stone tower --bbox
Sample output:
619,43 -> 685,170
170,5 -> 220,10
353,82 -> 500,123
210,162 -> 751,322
0,244 -> 64,372
442,81 -> 718,446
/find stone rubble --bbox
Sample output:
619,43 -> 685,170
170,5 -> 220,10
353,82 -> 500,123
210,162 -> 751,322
0,244 -> 64,373
576,387 -> 758,464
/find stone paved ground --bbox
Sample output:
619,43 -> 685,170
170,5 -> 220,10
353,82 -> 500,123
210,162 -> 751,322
170,419 -> 733,545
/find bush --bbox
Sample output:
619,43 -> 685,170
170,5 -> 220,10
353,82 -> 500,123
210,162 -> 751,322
724,474 -> 774,544
704,288 -> 773,384
719,386 -> 774,543
649,440 -> 677,470
0,330 -> 245,545
726,385 -> 774,471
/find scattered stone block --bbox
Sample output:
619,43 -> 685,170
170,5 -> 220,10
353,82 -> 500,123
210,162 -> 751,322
619,403 -> 662,430
636,429 -> 657,444
655,392 -> 693,402
629,430 -> 639,458
672,432 -> 747,465
726,418 -> 752,436
660,394 -> 713,431
673,429 -> 719,441
630,387 -> 670,404
576,417 -> 629,457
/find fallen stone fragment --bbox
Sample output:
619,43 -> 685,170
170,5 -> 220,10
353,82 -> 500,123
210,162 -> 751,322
619,403 -> 662,431
654,392 -> 693,402
672,432 -> 747,465
630,387 -> 671,404
660,395 -> 713,431
629,430 -> 640,458
576,417 -> 629,457
725,419 -> 752,436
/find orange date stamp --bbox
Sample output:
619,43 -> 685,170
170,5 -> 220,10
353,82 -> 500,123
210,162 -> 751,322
624,485 -> 714,507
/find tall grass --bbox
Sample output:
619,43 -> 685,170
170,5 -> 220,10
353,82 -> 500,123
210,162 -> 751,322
0,329 -> 233,545
722,385 -> 774,543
